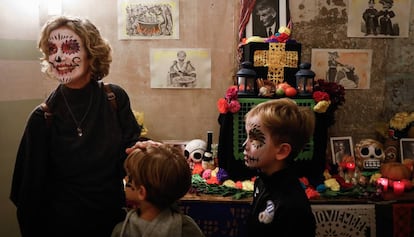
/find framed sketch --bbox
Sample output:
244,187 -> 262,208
330,136 -> 354,165
347,0 -> 412,38
150,48 -> 211,89
400,138 -> 414,162
118,0 -> 179,40
311,49 -> 372,89
244,0 -> 290,38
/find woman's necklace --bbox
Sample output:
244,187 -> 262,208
60,85 -> 94,137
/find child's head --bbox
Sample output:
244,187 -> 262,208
124,144 -> 191,209
243,98 -> 315,174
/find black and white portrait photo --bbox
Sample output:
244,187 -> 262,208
330,137 -> 354,164
245,0 -> 290,38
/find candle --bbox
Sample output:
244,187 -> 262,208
393,181 -> 405,195
377,178 -> 389,192
346,162 -> 355,171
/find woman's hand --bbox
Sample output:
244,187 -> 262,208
126,140 -> 162,154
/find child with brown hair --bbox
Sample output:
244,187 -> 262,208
243,98 -> 316,237
111,144 -> 204,237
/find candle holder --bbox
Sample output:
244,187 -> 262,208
237,61 -> 258,96
295,62 -> 315,97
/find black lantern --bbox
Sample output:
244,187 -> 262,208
237,61 -> 257,96
295,62 -> 315,97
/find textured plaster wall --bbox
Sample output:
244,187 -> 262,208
290,0 -> 414,145
0,1 -> 413,236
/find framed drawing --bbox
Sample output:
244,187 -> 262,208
118,0 -> 179,40
311,49 -> 372,89
400,138 -> 414,162
150,48 -> 211,89
244,0 -> 290,38
330,136 -> 354,165
347,0 -> 412,38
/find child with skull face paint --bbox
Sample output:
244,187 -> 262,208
10,16 -> 141,237
243,98 -> 316,237
111,144 -> 205,237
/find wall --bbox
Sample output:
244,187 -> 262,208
0,1 -> 413,236
0,1 -> 238,236
290,1 -> 414,146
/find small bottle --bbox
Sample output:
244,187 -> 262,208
202,131 -> 214,170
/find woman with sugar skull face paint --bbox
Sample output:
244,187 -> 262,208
10,16 -> 142,237
243,98 -> 316,237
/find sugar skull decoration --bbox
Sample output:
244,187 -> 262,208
354,139 -> 385,170
184,139 -> 206,170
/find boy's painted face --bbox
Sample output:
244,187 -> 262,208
243,115 -> 278,171
123,175 -> 141,207
48,27 -> 89,85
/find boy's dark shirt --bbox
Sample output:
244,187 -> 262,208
247,167 -> 316,237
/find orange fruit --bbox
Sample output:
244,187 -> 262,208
285,87 -> 297,97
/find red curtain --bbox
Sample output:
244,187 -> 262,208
238,0 -> 256,41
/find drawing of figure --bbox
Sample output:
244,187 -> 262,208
168,50 -> 197,87
378,0 -> 397,35
336,64 -> 359,88
362,0 -> 379,35
326,51 -> 359,88
327,51 -> 343,83
158,5 -> 173,35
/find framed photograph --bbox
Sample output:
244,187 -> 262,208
400,138 -> 414,162
330,136 -> 354,165
311,49 -> 372,89
244,0 -> 290,38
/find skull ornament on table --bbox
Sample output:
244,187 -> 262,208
355,139 -> 385,170
184,139 -> 206,171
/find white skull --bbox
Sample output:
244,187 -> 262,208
184,139 -> 206,169
355,139 -> 385,170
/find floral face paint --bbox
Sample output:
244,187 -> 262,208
243,115 -> 277,170
48,27 -> 89,85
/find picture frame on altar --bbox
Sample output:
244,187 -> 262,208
330,136 -> 354,165
400,138 -> 414,162
244,0 -> 290,38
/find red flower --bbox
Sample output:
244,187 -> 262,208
225,86 -> 238,101
276,33 -> 290,43
217,86 -> 241,114
217,98 -> 229,114
313,91 -> 330,102
314,79 -> 345,107
228,100 -> 241,113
